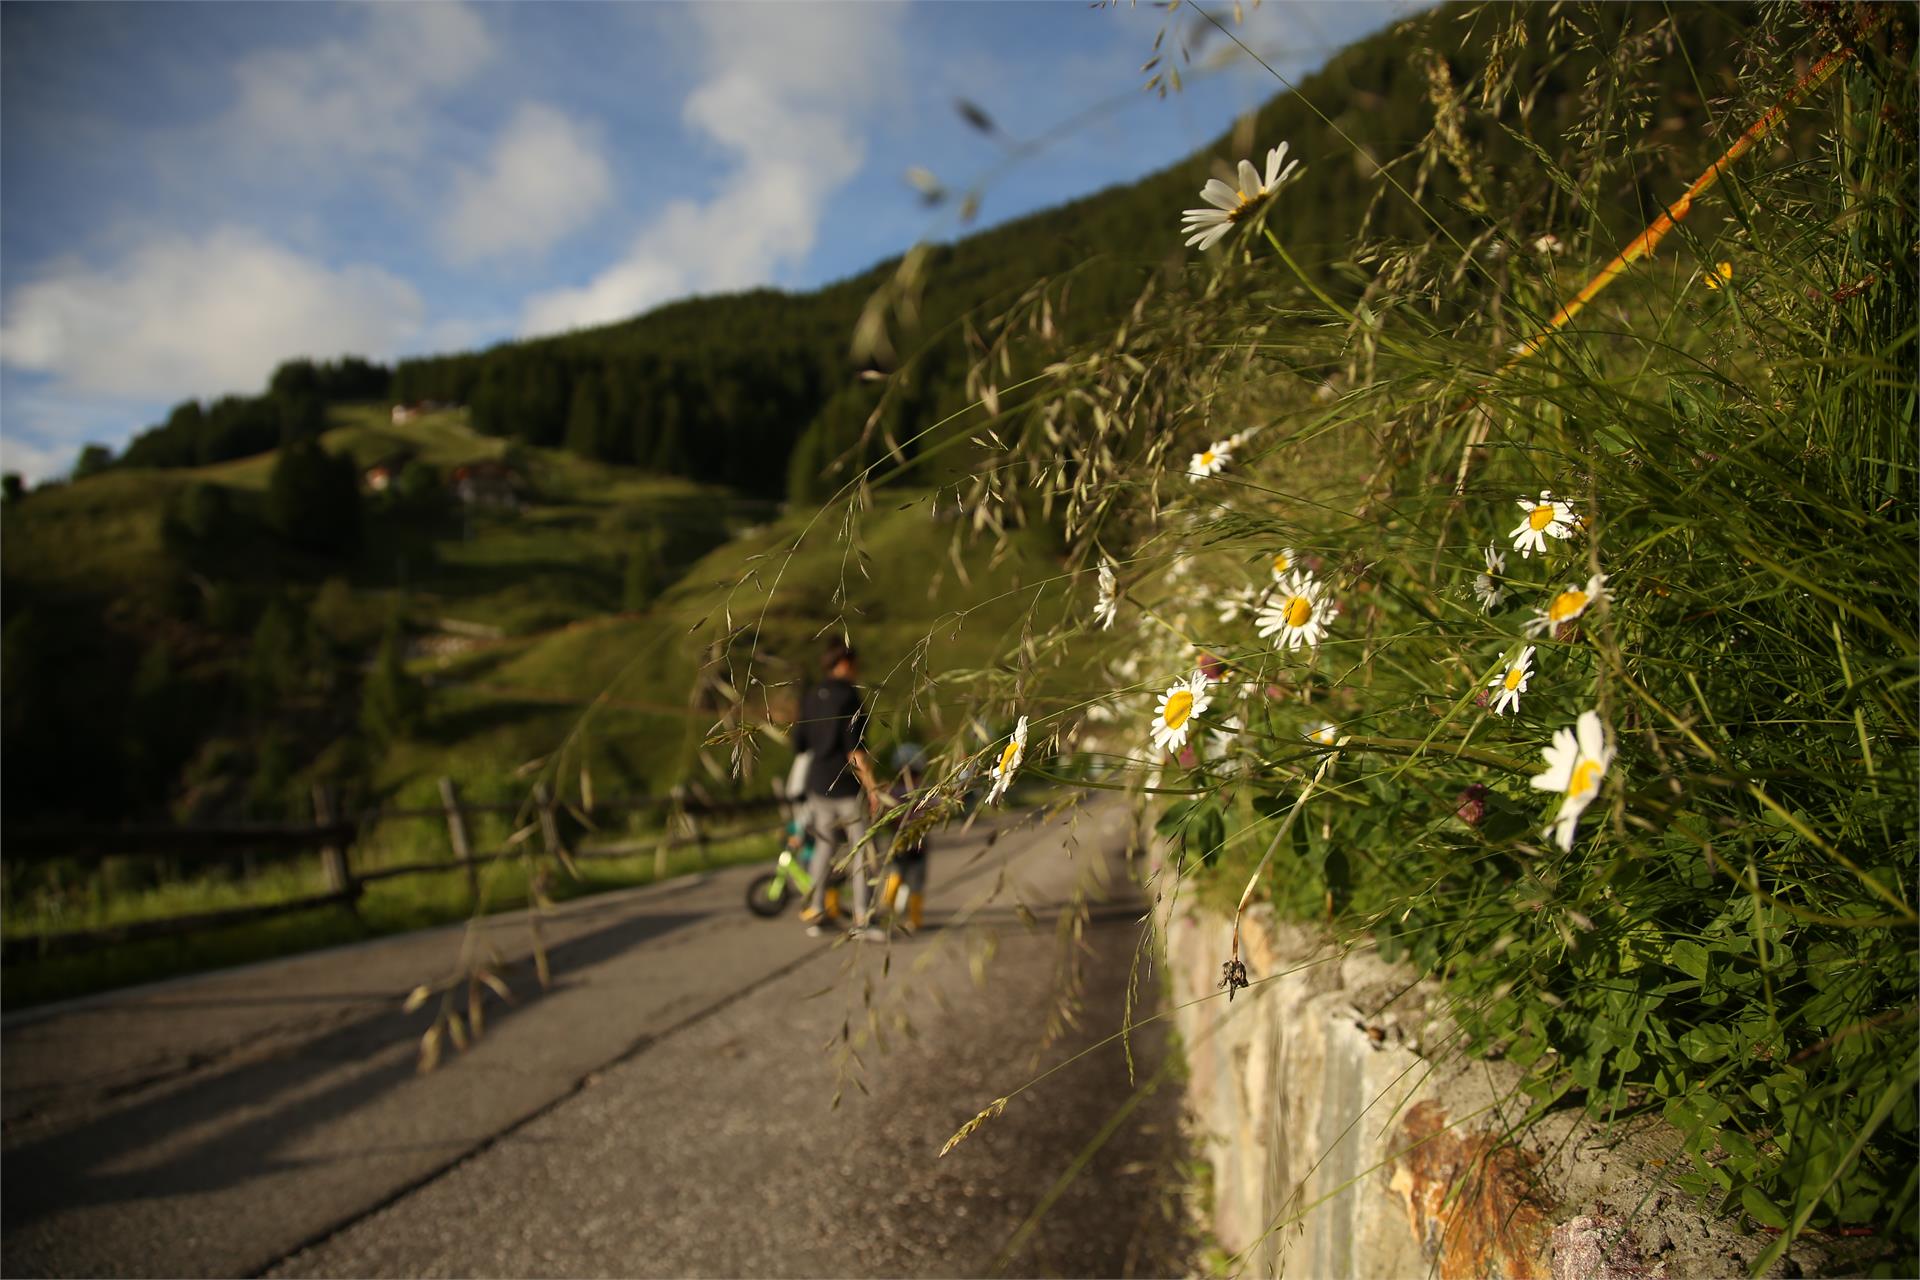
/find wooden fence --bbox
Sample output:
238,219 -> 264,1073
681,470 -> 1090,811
2,780 -> 783,965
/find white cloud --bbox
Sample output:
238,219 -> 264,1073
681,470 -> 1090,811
0,227 -> 424,401
225,2 -> 494,163
0,435 -> 79,487
442,103 -> 613,262
521,3 -> 906,336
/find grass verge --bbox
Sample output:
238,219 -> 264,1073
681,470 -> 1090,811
2,826 -> 783,1010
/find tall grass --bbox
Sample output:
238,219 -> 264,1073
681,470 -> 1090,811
804,3 -> 1916,1271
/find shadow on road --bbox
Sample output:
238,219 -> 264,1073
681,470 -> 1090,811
1,905 -> 707,1232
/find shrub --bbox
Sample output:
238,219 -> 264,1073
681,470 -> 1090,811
267,438 -> 362,556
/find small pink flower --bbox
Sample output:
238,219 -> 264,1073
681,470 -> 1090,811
1177,744 -> 1198,769
1455,784 -> 1489,826
1198,651 -> 1230,682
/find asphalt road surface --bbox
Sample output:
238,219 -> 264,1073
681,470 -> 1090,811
2,797 -> 1191,1278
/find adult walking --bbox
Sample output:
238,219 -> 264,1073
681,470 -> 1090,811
791,641 -> 884,940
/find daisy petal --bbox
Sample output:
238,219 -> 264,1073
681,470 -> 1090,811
1200,179 -> 1241,210
1236,158 -> 1262,197
1576,709 -> 1607,762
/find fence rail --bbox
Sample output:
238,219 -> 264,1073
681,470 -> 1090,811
5,823 -> 359,864
2,780 -> 785,965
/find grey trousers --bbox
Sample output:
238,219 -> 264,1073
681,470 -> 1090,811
803,791 -> 871,923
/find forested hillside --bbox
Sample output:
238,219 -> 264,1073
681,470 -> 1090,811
4,0 -> 1769,830
98,2 -> 1759,503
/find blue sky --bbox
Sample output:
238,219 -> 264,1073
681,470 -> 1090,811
0,1 -> 1416,482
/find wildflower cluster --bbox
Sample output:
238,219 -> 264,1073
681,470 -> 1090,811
943,26 -> 1916,1253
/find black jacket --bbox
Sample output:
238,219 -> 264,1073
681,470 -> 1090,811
790,678 -> 868,798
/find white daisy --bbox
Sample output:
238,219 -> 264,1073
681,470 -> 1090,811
1508,490 -> 1578,559
1092,562 -> 1118,630
1305,721 -> 1338,746
1488,646 -> 1535,716
1530,709 -> 1615,851
1187,441 -> 1232,482
1473,544 -> 1508,611
1180,142 -> 1301,251
1216,585 -> 1261,625
1525,574 -> 1610,638
1269,548 -> 1299,583
1150,671 -> 1212,754
1532,233 -> 1564,255
1254,570 -> 1338,652
985,715 -> 1028,804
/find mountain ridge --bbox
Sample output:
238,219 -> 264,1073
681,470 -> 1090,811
101,1 -> 1758,502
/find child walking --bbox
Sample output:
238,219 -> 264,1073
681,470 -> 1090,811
880,745 -> 934,932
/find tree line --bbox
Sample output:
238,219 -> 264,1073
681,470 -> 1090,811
81,3 -> 1750,510
113,356 -> 392,470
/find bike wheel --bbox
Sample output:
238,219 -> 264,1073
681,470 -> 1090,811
745,871 -> 791,917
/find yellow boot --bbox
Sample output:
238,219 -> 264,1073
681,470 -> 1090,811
907,892 -> 924,931
881,873 -> 904,920
824,887 -> 841,921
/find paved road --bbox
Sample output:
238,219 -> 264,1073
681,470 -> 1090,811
2,798 -> 1189,1278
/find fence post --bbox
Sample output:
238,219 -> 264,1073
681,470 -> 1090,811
655,785 -> 689,880
534,782 -> 565,861
311,783 -> 359,913
439,776 -> 477,904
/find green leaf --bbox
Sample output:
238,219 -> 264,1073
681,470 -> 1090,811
1508,1035 -> 1546,1068
1680,1025 -> 1729,1063
1741,1185 -> 1789,1230
1154,800 -> 1193,836
1668,939 -> 1710,982
1250,790 -> 1292,820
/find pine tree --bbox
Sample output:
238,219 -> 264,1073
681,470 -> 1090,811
247,599 -> 302,715
623,529 -> 660,611
564,375 -> 607,459
267,439 -> 362,556
360,615 -> 425,744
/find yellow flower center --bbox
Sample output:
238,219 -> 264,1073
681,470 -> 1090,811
1162,690 -> 1194,730
1199,451 -> 1215,467
997,740 -> 1020,774
1273,553 -> 1291,574
1504,667 -> 1526,691
1284,595 -> 1313,628
1548,589 -> 1589,622
1528,504 -> 1557,532
1227,188 -> 1269,224
1569,758 -> 1604,800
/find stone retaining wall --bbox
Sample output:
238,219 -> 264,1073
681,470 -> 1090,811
1158,894 -> 1828,1279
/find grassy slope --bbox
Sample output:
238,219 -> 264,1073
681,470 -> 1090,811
376,487 -> 1068,808
3,402 -> 1066,815
3,419 -> 1067,1003
2,406 -> 745,622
